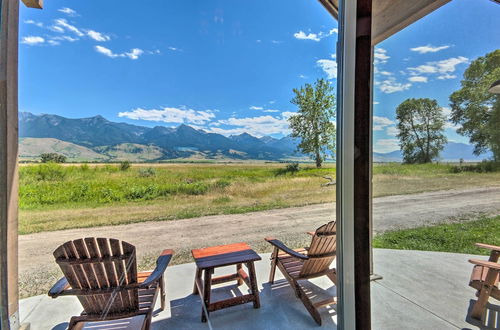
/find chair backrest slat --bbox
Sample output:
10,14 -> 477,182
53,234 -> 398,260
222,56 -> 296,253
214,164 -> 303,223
53,238 -> 139,316
299,221 -> 337,277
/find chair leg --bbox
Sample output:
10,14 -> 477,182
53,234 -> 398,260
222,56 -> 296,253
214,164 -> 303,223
269,247 -> 278,284
236,263 -> 244,286
193,267 -> 202,295
159,274 -> 166,311
471,285 -> 491,320
471,268 -> 499,320
294,280 -> 322,326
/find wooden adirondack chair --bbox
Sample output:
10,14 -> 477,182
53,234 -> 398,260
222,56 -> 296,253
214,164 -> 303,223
48,238 -> 173,330
265,221 -> 337,325
469,243 -> 500,320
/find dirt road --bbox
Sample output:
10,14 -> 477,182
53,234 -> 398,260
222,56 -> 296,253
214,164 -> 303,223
18,186 -> 500,294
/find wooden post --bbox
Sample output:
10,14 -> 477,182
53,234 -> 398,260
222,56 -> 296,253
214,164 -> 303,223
353,0 -> 373,329
0,0 -> 20,329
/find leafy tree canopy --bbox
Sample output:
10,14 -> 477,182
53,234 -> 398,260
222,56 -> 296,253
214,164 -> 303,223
40,153 -> 67,163
288,78 -> 336,168
396,98 -> 447,164
450,49 -> 500,161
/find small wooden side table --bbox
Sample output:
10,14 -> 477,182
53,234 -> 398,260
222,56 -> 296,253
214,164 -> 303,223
191,242 -> 262,322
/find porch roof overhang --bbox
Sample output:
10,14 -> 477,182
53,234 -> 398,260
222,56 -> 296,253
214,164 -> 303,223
318,0 -> 451,45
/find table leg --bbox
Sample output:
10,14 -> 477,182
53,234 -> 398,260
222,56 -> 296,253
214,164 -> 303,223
201,268 -> 213,322
247,262 -> 260,309
236,263 -> 243,286
193,267 -> 202,295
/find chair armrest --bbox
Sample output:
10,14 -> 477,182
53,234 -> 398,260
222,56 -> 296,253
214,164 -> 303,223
469,259 -> 500,271
48,277 -> 70,298
265,237 -> 308,260
306,231 -> 315,236
475,243 -> 500,252
140,249 -> 173,288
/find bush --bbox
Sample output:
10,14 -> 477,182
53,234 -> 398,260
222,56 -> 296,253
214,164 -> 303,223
34,163 -> 66,181
450,160 -> 500,173
138,167 -> 156,177
213,179 -> 231,189
275,163 -> 300,176
40,153 -> 66,163
80,164 -> 90,171
119,161 -> 131,171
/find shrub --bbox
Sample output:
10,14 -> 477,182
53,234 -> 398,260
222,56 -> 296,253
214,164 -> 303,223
40,153 -> 66,163
138,167 -> 156,177
80,164 -> 90,171
275,163 -> 300,176
35,163 -> 66,181
213,179 -> 231,189
450,160 -> 500,173
119,161 -> 131,171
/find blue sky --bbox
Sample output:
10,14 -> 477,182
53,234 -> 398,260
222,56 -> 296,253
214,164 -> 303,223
19,0 -> 500,153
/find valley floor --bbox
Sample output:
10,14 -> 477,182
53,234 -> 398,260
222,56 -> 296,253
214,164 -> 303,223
18,186 -> 500,298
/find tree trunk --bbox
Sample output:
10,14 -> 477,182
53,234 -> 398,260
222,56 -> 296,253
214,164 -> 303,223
315,150 -> 322,168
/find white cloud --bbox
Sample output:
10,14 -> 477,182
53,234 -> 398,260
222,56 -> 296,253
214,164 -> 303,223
54,18 -> 84,36
249,106 -> 263,110
408,56 -> 468,78
21,36 -> 45,45
95,46 -> 144,60
168,46 -> 181,51
125,48 -> 143,60
378,77 -> 411,94
373,101 -> 380,105
48,40 -> 60,46
263,109 -> 280,113
386,126 -> 399,137
293,31 -> 320,41
317,59 -> 337,79
374,48 -> 390,64
50,25 -> 65,33
293,28 -> 337,42
52,35 -> 78,42
408,76 -> 428,83
298,74 -> 307,79
379,71 -> 392,76
410,45 -> 449,54
256,39 -> 262,43
437,73 -> 457,80
211,112 -> 295,137
118,107 -> 216,125
373,116 -> 394,131
374,138 -> 399,153
271,40 -> 283,44
269,100 -> 276,104
58,7 -> 78,16
86,30 -> 110,42
24,20 -> 43,27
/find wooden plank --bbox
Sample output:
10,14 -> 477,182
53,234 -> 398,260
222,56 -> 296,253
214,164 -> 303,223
191,242 -> 251,259
110,239 -> 132,311
97,238 -> 123,310
208,294 -> 256,312
194,250 -> 261,269
0,0 -> 20,327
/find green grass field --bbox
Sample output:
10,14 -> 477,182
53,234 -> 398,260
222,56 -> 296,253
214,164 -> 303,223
373,215 -> 500,255
19,162 -> 500,234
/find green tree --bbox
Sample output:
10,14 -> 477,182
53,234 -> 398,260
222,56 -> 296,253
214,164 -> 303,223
449,49 -> 500,161
396,98 -> 447,164
40,153 -> 67,163
288,78 -> 336,168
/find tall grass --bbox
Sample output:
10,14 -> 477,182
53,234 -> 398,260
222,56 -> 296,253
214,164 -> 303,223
19,163 -> 334,209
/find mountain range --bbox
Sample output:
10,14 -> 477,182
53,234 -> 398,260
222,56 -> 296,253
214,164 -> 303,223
19,112 -> 492,162
19,112 -> 301,161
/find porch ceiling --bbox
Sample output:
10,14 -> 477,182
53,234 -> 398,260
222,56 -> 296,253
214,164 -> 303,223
318,0 -> 451,45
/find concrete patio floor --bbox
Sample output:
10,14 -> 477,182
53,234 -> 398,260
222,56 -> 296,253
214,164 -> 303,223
20,249 -> 499,330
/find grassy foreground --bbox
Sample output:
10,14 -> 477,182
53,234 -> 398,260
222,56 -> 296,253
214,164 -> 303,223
373,215 -> 500,255
19,162 -> 500,234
